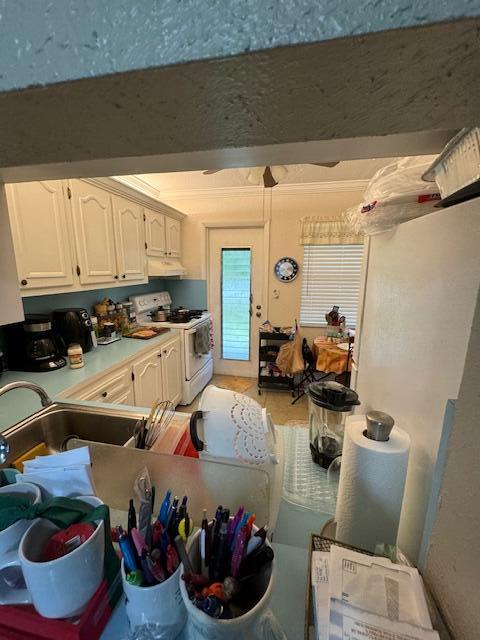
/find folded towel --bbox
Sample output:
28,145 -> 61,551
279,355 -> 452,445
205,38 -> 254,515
194,322 -> 211,355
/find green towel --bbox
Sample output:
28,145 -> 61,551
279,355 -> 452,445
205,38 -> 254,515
0,495 -> 120,603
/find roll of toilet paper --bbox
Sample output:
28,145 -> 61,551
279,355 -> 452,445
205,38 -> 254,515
335,415 -> 410,552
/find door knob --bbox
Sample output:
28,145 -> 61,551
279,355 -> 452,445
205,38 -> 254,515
256,312 -> 262,318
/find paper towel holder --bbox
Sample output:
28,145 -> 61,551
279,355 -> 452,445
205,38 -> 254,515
364,411 -> 395,442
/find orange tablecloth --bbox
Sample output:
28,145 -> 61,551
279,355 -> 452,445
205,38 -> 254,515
313,337 -> 351,374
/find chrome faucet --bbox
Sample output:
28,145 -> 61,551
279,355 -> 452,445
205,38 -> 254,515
0,381 -> 53,464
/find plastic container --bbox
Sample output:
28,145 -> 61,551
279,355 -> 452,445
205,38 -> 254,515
422,127 -> 480,198
121,559 -> 185,637
67,343 -> 84,369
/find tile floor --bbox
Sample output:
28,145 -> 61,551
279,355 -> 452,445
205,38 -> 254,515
182,375 -> 309,425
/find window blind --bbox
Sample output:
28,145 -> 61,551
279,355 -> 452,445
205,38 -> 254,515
300,244 -> 364,328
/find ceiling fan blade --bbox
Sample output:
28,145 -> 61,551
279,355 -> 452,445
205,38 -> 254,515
263,166 -> 278,188
202,169 -> 222,175
311,162 -> 340,168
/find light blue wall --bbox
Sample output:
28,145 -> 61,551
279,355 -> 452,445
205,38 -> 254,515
22,279 -> 207,316
165,280 -> 207,310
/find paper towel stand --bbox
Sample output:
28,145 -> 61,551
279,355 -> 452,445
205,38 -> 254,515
320,409 -> 397,540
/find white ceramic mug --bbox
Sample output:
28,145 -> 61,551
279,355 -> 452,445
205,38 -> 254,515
179,529 -> 278,640
122,559 -> 186,637
0,500 -> 105,618
0,482 -> 42,561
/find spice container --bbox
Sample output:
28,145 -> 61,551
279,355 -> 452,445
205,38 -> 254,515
123,301 -> 137,330
67,343 -> 84,369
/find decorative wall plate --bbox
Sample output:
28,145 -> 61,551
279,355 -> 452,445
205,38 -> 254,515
274,257 -> 299,282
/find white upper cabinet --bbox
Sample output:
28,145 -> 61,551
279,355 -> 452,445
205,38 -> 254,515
7,180 -> 74,290
166,217 -> 181,258
113,195 -> 146,281
160,334 -> 182,406
4,176 -> 183,296
70,180 -> 118,285
144,208 -> 166,257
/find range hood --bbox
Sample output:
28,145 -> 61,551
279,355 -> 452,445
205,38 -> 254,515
147,258 -> 186,277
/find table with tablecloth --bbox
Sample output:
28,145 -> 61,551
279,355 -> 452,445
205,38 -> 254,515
313,337 -> 351,374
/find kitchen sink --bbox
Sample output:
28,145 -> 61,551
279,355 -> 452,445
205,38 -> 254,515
0,402 -> 145,466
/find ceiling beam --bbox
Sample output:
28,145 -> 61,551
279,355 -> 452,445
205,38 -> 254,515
0,18 -> 478,181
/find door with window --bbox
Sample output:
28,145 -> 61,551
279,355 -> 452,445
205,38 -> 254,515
208,227 -> 264,377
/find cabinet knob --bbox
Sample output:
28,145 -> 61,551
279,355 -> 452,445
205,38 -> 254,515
20,279 -> 28,286
122,274 -> 126,279
158,353 -> 162,358
114,275 -> 119,279
101,391 -> 108,398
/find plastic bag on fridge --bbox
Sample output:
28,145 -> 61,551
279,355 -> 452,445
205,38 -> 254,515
345,156 -> 441,235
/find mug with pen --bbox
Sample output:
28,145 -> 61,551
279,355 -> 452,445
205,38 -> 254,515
178,504 -> 284,640
117,487 -> 192,636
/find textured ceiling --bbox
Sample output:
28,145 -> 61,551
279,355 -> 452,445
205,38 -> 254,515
138,158 -> 398,191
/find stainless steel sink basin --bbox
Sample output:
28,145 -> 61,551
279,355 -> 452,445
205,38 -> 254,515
1,402 -> 145,466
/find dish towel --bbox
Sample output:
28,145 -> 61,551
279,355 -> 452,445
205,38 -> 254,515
194,322 -> 210,355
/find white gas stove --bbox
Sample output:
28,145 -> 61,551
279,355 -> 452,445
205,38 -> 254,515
130,292 -> 213,405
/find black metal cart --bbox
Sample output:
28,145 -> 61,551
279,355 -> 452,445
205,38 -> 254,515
257,330 -> 295,396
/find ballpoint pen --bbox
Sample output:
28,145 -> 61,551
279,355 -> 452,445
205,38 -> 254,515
158,489 -> 171,526
117,526 -> 139,573
127,499 -> 137,540
174,534 -> 194,575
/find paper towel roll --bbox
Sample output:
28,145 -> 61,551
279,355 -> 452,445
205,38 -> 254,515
335,415 -> 410,552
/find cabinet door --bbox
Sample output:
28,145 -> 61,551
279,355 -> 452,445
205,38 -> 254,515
132,349 -> 163,409
73,366 -> 133,404
144,208 -> 166,257
113,195 -> 146,281
165,217 -> 181,258
7,181 -> 74,290
161,335 -> 183,407
70,180 -> 118,285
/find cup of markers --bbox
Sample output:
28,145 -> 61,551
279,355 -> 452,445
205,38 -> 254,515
178,505 -> 276,638
116,490 -> 192,636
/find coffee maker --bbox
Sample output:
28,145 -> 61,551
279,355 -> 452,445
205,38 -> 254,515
5,315 -> 67,372
308,381 -> 360,469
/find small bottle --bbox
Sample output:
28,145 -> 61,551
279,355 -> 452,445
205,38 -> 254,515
90,316 -> 98,348
67,343 -> 84,369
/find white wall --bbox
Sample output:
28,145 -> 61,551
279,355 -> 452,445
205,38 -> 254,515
165,185 -> 365,343
423,284 -> 480,639
355,199 -> 480,561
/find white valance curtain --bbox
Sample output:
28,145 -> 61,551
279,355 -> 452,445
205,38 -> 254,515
300,216 -> 364,245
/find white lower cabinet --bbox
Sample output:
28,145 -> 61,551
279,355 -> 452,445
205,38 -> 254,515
66,336 -> 182,411
160,336 -> 183,407
75,366 -> 133,405
132,349 -> 164,409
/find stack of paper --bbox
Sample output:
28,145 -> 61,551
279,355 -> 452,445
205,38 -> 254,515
15,446 -> 96,498
311,545 -> 440,640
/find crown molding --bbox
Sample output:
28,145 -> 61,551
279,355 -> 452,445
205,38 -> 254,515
151,179 -> 369,202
